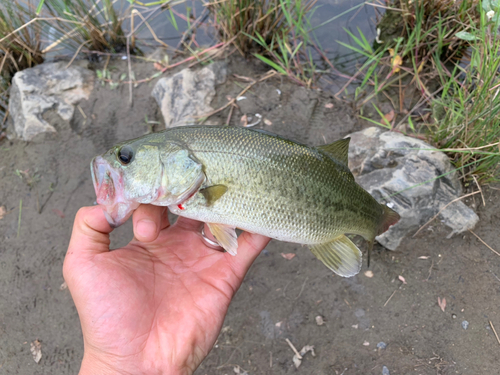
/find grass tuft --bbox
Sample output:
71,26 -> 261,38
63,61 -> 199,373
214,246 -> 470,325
42,0 -> 126,54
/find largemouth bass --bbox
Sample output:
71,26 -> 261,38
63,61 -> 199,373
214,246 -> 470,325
91,125 -> 399,277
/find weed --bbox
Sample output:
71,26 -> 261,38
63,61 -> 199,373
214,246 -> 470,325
429,10 -> 500,182
42,0 -> 126,54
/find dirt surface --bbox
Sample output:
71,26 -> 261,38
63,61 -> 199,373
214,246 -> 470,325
1,57 -> 499,375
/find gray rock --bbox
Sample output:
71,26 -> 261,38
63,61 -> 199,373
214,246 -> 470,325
382,366 -> 390,375
462,320 -> 469,330
347,127 -> 479,250
151,61 -> 227,127
9,62 -> 94,141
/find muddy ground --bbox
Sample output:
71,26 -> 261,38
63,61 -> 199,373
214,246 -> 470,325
0,56 -> 499,375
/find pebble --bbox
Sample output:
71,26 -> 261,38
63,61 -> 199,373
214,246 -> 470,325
382,366 -> 390,375
462,320 -> 469,330
377,342 -> 387,350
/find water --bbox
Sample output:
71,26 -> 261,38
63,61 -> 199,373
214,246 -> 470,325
119,0 -> 379,71
44,0 -> 380,87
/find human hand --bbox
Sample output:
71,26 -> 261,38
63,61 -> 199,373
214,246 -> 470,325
64,205 -> 270,375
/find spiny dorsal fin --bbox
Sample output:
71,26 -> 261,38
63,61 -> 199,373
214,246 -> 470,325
207,223 -> 238,255
316,138 -> 350,165
308,234 -> 362,277
200,185 -> 228,206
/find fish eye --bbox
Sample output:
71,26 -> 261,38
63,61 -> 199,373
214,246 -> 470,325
117,145 -> 134,165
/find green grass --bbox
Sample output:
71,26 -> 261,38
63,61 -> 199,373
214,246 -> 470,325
42,0 -> 126,54
206,0 -> 319,87
0,1 -> 44,121
429,9 -> 500,182
339,0 -> 500,181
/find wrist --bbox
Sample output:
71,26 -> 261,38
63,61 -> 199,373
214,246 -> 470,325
79,349 -> 194,375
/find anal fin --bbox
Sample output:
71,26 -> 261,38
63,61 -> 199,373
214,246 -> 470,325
309,235 -> 362,277
207,223 -> 238,256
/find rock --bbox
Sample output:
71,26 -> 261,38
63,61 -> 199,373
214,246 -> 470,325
151,61 -> 227,127
382,366 -> 390,375
462,320 -> 469,330
9,62 -> 94,141
347,127 -> 479,250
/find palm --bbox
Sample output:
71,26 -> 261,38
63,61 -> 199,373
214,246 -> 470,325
65,206 -> 269,374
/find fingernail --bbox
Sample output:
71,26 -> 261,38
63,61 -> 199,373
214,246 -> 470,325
136,219 -> 157,241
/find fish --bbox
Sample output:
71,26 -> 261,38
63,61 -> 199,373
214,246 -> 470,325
91,125 -> 400,277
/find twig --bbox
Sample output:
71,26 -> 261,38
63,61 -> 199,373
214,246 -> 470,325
197,70 -> 276,119
383,290 -> 397,307
413,191 -> 480,237
126,36 -> 133,106
472,175 -> 485,206
294,277 -> 308,300
176,8 -> 208,50
425,260 -> 434,282
17,199 -> 22,238
285,339 -> 302,359
469,230 -> 500,257
490,321 -> 500,345
65,40 -> 91,69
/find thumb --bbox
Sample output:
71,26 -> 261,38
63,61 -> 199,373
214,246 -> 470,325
64,206 -> 112,270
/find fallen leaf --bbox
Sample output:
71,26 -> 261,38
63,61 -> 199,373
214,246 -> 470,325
382,109 -> 395,127
264,118 -> 272,126
293,345 -> 316,369
275,321 -> 282,328
398,275 -> 407,284
240,114 -> 248,127
418,256 -> 430,259
364,270 -> 374,278
324,103 -> 334,109
52,209 -> 65,218
315,315 -> 324,326
438,297 -> 446,312
281,253 -> 296,260
153,62 -> 164,71
30,339 -> 42,363
0,206 -> 6,220
390,50 -> 402,73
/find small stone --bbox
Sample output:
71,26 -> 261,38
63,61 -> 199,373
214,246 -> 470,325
377,342 -> 387,350
363,341 -> 370,346
452,314 -> 457,319
462,320 -> 469,330
151,62 -> 227,128
9,62 -> 94,141
382,366 -> 390,375
315,315 -> 324,326
364,270 -> 374,278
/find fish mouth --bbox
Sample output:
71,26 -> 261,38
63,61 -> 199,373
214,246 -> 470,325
91,156 -> 117,205
90,156 -> 135,227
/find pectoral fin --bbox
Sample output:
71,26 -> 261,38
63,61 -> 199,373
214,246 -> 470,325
207,223 -> 238,256
200,185 -> 228,206
308,235 -> 362,277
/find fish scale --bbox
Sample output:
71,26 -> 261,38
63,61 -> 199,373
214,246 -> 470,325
166,126 -> 380,243
91,125 -> 400,277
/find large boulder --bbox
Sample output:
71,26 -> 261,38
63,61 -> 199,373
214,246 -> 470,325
347,127 -> 479,250
9,62 -> 94,141
151,62 -> 227,127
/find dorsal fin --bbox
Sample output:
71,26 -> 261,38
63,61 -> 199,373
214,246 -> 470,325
316,138 -> 350,165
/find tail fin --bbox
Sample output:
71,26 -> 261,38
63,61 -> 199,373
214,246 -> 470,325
378,204 -> 400,236
367,205 -> 400,268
